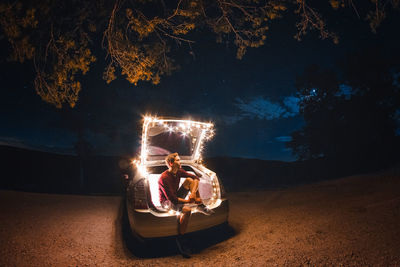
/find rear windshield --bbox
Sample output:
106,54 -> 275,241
147,131 -> 193,157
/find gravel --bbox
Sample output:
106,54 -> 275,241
1,168 -> 399,266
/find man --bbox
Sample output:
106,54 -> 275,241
158,152 -> 213,258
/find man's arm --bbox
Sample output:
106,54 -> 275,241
179,169 -> 200,180
177,197 -> 191,203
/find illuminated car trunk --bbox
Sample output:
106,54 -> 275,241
126,117 -> 228,238
147,165 -> 216,210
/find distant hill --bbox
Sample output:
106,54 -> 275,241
1,145 -> 394,194
204,157 -> 337,191
203,154 -> 399,191
0,145 -> 123,194
0,137 -> 74,155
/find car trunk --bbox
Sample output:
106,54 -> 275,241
147,165 -> 215,209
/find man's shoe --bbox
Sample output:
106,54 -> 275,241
196,204 -> 214,216
175,236 -> 191,258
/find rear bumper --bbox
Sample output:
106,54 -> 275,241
130,199 -> 229,238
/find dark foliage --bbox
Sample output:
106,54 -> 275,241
1,0 -> 398,108
287,46 -> 400,170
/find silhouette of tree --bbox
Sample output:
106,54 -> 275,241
1,0 -> 398,108
287,47 -> 400,169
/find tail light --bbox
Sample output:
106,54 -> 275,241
211,174 -> 222,199
133,179 -> 148,210
217,175 -> 226,198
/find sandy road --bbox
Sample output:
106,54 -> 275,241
1,169 -> 400,266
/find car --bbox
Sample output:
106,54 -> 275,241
125,116 -> 229,239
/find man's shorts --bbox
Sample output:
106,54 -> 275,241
176,184 -> 190,199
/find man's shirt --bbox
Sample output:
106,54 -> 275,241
158,168 -> 199,205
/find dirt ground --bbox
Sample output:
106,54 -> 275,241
1,167 -> 400,266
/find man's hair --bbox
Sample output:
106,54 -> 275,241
165,152 -> 178,167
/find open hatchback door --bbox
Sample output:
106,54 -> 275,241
140,117 -> 215,165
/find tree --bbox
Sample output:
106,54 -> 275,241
287,47 -> 400,168
0,0 -> 398,108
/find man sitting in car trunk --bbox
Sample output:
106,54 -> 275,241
158,152 -> 213,258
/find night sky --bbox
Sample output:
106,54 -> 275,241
1,8 -> 399,161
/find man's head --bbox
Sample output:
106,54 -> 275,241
165,152 -> 181,170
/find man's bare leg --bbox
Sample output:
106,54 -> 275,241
179,206 -> 192,235
176,206 -> 192,258
181,179 -> 213,220
189,179 -> 203,203
187,178 -> 214,215
182,178 -> 203,203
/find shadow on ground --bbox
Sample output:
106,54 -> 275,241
117,199 -> 235,258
